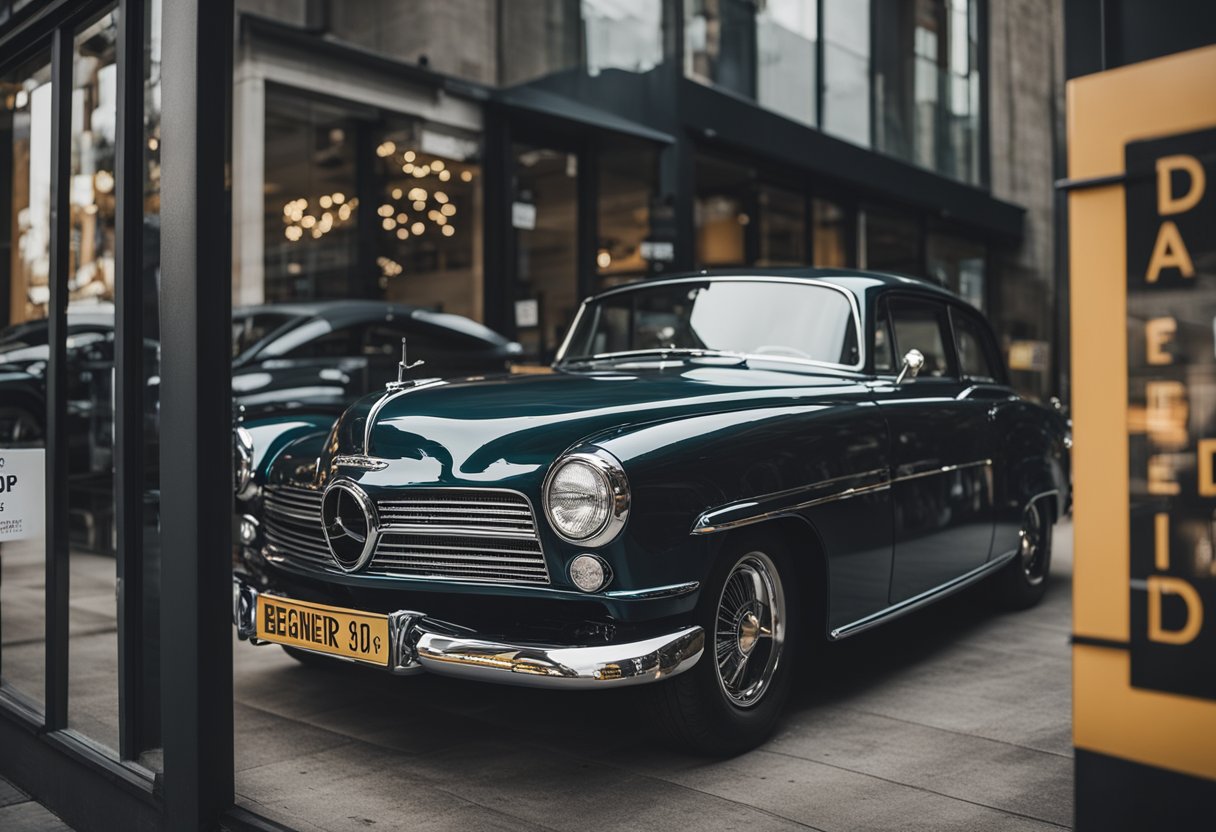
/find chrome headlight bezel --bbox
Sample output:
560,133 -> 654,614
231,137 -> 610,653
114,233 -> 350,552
542,449 -> 630,547
234,426 -> 257,500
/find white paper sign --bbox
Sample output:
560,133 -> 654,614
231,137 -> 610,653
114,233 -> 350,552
0,448 -> 45,542
640,240 -> 675,262
514,299 -> 540,328
511,201 -> 537,230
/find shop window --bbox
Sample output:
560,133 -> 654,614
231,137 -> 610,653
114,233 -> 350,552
822,0 -> 871,147
927,229 -> 986,309
513,144 -> 579,360
694,155 -> 750,267
863,207 -> 922,276
263,92 -> 360,303
812,197 -> 853,267
0,48 -> 53,711
597,139 -> 659,288
685,0 -> 758,99
757,185 -> 806,266
372,120 -> 483,322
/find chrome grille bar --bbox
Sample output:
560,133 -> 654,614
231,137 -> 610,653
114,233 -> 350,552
260,484 -> 550,585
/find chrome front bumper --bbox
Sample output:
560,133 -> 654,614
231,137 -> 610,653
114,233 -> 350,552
233,578 -> 704,689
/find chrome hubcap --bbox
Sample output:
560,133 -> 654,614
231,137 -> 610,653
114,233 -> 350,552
1020,503 -> 1046,586
715,552 -> 784,707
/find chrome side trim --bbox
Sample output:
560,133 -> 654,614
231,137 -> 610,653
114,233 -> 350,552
232,577 -> 704,688
692,461 -> 993,535
1026,488 -> 1061,515
605,581 -> 700,600
828,549 -> 1018,640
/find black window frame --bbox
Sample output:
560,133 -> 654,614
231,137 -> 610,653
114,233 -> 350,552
948,303 -> 1008,386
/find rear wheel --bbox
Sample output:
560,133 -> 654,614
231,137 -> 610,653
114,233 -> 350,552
994,500 -> 1053,610
648,530 -> 799,755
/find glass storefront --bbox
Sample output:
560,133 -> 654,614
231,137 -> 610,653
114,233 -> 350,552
822,0 -> 871,147
0,47 -> 53,711
596,139 -> 659,288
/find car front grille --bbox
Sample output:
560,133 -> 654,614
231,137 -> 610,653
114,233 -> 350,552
261,485 -> 550,586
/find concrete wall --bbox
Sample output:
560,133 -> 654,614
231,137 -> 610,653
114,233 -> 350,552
986,0 -> 1067,401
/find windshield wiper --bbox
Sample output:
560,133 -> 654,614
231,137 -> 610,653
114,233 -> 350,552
561,348 -> 749,366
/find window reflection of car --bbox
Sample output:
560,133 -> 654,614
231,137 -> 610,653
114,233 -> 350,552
228,300 -> 522,413
233,270 -> 1071,756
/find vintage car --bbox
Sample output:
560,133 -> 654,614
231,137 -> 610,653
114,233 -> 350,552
232,270 -> 1070,754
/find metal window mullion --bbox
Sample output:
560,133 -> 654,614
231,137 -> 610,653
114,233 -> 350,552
44,22 -> 73,733
113,0 -> 145,761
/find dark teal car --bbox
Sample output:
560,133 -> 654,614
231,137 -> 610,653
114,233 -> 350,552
232,270 -> 1070,754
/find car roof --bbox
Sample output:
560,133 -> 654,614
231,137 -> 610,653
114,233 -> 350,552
588,268 -> 964,306
233,299 -> 512,347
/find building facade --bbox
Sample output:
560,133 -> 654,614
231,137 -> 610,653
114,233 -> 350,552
229,0 -> 1065,399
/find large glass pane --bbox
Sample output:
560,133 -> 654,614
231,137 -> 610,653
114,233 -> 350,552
685,0 -> 758,98
0,50 -> 53,710
499,0 -> 581,86
262,92 -> 360,303
582,0 -> 662,76
927,229 -> 986,310
812,196 -> 853,267
874,0 -> 981,183
863,206 -> 922,276
372,120 -> 483,320
756,0 -> 817,125
694,154 -> 750,267
756,184 -> 806,266
66,8 -> 120,751
512,145 -> 578,361
596,139 -> 658,289
822,0 -> 871,147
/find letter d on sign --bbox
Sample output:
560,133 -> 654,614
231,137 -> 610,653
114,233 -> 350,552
1156,154 -> 1206,215
1147,576 -> 1204,645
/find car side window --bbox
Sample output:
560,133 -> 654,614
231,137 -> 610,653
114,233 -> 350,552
873,299 -> 895,373
888,299 -> 954,379
951,310 -> 1000,382
281,325 -> 359,359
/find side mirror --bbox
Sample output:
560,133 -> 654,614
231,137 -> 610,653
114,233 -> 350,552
895,349 -> 925,385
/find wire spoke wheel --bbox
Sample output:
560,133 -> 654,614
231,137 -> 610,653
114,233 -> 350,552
1019,502 -> 1047,586
714,551 -> 785,707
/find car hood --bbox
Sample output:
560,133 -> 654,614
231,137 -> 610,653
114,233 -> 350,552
329,364 -> 864,488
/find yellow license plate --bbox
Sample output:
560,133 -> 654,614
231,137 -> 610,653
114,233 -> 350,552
256,595 -> 389,666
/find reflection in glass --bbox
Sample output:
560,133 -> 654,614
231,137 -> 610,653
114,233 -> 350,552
685,0 -> 758,99
927,230 -> 986,310
756,0 -> 817,125
756,185 -> 806,266
583,0 -> 662,76
822,0 -> 871,147
0,50 -> 53,710
372,120 -> 483,321
863,207 -> 921,276
874,0 -> 981,183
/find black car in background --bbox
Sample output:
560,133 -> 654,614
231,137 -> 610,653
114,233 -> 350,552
0,299 -> 520,552
229,300 -> 522,413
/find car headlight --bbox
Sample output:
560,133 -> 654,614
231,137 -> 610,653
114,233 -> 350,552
234,426 -> 256,500
543,450 -> 630,546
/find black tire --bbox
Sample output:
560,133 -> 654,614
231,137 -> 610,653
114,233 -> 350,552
994,499 -> 1053,610
647,529 -> 800,756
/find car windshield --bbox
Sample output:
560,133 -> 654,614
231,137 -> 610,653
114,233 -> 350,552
232,312 -> 297,358
559,279 -> 860,369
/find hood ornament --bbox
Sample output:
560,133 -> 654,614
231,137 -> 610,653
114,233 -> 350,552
386,337 -> 426,390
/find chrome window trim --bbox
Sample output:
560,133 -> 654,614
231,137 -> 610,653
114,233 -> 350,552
542,448 -> 631,548
554,276 -> 866,373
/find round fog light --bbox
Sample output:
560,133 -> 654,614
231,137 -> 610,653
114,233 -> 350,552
238,514 -> 260,546
569,554 -> 611,593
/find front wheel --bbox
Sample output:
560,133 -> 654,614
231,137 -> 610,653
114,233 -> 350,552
647,530 -> 799,755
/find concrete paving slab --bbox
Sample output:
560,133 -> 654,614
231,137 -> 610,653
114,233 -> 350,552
0,793 -> 73,831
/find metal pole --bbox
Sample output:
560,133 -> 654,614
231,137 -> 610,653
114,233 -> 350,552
158,0 -> 236,827
44,22 -> 73,733
114,0 -> 146,760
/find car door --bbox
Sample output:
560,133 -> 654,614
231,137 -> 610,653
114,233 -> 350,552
871,294 -> 996,604
950,305 -> 1024,561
